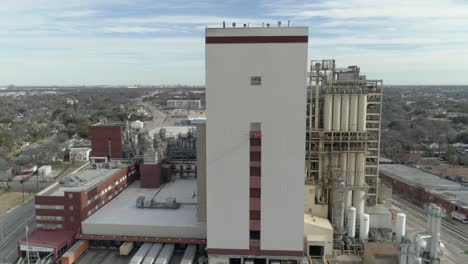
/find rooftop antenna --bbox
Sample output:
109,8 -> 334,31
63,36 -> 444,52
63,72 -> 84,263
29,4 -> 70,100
262,22 -> 264,27
278,21 -> 282,27
288,20 -> 291,27
232,22 -> 236,28
223,21 -> 226,28
243,23 -> 247,28
266,23 -> 270,27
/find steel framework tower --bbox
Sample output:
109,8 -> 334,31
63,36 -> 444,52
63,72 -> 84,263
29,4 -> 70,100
305,59 -> 383,249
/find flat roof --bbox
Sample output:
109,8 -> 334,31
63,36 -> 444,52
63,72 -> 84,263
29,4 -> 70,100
380,164 -> 468,208
18,229 -> 75,249
82,179 -> 206,239
45,163 -> 129,196
206,27 -> 308,37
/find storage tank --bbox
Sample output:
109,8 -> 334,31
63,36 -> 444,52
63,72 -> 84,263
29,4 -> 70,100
357,95 -> 367,131
347,153 -> 356,208
359,213 -> 370,240
340,94 -> 350,131
396,213 -> 406,243
353,153 -> 366,216
349,95 -> 358,131
347,207 -> 356,238
333,95 -> 342,131
323,94 -> 333,131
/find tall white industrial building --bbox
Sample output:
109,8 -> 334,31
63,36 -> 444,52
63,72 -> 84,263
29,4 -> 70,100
205,27 -> 308,262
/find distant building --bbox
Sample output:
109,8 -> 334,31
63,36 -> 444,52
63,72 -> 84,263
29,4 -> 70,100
69,147 -> 92,161
89,123 -> 123,159
166,100 -> 201,110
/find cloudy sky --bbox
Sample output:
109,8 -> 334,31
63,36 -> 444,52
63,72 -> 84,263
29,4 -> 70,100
1,0 -> 467,85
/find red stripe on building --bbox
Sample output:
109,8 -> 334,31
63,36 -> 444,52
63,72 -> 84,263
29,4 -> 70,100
76,234 -> 206,244
206,36 -> 308,44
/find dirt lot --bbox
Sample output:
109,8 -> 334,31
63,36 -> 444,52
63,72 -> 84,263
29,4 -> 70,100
0,189 -> 33,215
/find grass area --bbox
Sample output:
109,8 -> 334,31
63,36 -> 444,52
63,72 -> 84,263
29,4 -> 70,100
0,189 -> 33,215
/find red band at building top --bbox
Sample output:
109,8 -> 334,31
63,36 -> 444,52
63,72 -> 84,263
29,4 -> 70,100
206,36 -> 308,44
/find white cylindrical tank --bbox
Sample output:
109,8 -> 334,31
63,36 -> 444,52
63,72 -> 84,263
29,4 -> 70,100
332,95 -> 341,131
357,94 -> 367,131
396,213 -> 406,243
323,94 -> 333,131
353,153 -> 366,216
360,213 -> 370,240
349,95 -> 358,131
340,94 -> 350,131
347,153 -> 356,208
347,207 -> 356,238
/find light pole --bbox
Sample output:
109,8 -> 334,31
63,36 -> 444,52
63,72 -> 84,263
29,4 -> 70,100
25,224 -> 30,264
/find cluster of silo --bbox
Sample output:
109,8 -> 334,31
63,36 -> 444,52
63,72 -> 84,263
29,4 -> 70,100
324,152 -> 366,216
323,93 -> 367,132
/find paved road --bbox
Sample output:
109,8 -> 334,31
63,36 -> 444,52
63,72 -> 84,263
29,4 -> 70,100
0,200 -> 36,264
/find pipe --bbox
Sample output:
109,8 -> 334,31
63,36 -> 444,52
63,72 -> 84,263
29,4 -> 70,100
341,94 -> 350,131
332,95 -> 341,131
357,95 -> 367,131
323,94 -> 333,131
353,152 -> 366,216
347,153 -> 355,208
349,95 -> 358,131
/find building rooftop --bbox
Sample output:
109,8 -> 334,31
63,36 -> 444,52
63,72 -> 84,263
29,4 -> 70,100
380,164 -> 468,208
18,229 -> 75,249
380,164 -> 463,190
45,162 -> 129,196
82,179 -> 206,239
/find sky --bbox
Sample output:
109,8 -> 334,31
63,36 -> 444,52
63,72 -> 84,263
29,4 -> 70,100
1,0 -> 468,86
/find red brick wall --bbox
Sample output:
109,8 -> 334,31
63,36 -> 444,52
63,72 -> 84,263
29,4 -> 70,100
380,173 -> 464,215
140,164 -> 162,188
90,125 -> 123,159
34,164 -> 138,232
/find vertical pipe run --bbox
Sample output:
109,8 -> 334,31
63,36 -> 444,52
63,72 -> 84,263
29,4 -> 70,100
349,95 -> 358,131
357,95 -> 367,131
323,94 -> 333,131
341,94 -> 350,131
353,152 -> 365,216
332,95 -> 341,131
340,153 -> 348,205
347,153 -> 356,208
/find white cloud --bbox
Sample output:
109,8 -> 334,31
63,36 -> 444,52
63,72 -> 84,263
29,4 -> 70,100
99,26 -> 173,33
